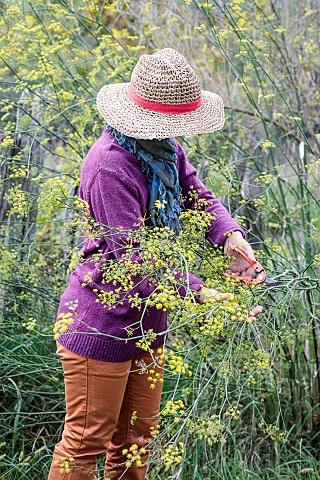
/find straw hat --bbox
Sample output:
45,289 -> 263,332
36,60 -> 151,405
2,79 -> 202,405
96,48 -> 224,140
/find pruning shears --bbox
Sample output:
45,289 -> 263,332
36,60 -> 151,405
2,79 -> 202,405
224,244 -> 281,286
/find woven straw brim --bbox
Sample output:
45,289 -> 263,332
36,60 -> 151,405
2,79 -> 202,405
96,83 -> 224,140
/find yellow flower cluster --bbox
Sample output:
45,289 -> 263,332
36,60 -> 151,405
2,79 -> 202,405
314,253 -> 320,266
92,288 -> 120,309
122,444 -> 147,468
82,271 -> 93,286
146,285 -> 179,312
130,410 -> 138,426
168,341 -> 192,376
53,312 -> 74,340
97,255 -> 143,307
1,135 -> 15,147
230,0 -> 245,14
127,292 -> 143,309
169,356 -> 191,378
196,306 -> 225,338
134,345 -> 165,388
8,164 -> 29,178
259,419 -> 287,445
0,243 -> 18,279
162,400 -> 185,422
252,195 -> 273,213
255,172 -> 275,185
217,29 -> 230,40
66,249 -> 85,275
150,424 -> 160,438
145,345 -> 166,388
234,343 -> 272,384
225,406 -> 241,420
135,329 -> 157,351
261,139 -> 276,150
22,317 -> 37,331
155,346 -> 167,364
218,361 -> 235,380
147,368 -> 164,389
65,197 -> 105,244
306,158 -> 320,175
162,443 -> 184,469
4,185 -> 31,218
234,214 -> 247,227
154,199 -> 167,210
37,177 -> 69,214
53,456 -> 74,474
187,415 -> 225,445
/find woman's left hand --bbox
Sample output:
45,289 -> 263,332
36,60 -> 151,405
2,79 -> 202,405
223,231 -> 264,279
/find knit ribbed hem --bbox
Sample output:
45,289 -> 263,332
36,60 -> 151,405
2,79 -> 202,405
57,329 -> 166,362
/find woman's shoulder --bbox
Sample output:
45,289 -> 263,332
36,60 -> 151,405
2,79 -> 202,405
81,128 -> 141,185
173,138 -> 187,166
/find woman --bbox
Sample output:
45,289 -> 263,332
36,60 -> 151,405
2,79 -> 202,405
48,48 -> 263,479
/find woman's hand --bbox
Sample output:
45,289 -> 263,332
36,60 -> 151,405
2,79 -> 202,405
199,286 -> 234,303
199,232 -> 265,320
246,305 -> 264,323
223,232 -> 264,279
199,286 -> 264,323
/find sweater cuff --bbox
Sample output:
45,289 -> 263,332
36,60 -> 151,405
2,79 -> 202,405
175,271 -> 204,301
207,224 -> 247,247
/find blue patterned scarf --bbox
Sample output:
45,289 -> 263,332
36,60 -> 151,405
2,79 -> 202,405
106,124 -> 183,235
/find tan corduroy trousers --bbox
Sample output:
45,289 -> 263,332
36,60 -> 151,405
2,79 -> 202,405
48,342 -> 164,480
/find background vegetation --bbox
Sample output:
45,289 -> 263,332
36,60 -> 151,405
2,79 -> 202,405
0,0 -> 319,478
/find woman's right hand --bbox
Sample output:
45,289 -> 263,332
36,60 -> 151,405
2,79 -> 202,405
199,286 -> 234,303
199,286 -> 264,323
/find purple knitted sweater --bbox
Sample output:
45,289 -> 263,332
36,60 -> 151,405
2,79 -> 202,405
56,128 -> 245,362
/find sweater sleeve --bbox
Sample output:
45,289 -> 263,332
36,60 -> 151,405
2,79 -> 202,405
175,140 -> 246,246
88,169 -> 204,299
